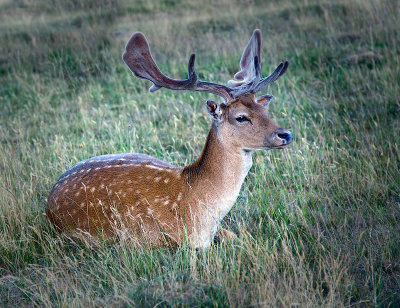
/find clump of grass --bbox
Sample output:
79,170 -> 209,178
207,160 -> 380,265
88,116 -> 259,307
0,0 -> 399,306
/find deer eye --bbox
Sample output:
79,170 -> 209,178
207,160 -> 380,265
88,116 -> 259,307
235,115 -> 250,123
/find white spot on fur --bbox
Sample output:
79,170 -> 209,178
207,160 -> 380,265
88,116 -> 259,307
164,178 -> 170,183
135,189 -> 141,194
177,192 -> 182,201
123,193 -> 126,197
90,187 -> 95,193
163,200 -> 170,205
145,165 -> 164,171
155,177 -> 161,182
63,174 -> 70,180
75,192 -> 80,197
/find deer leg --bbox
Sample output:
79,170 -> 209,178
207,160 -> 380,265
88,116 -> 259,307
214,228 -> 238,244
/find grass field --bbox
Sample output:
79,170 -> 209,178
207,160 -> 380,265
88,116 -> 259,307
0,0 -> 399,306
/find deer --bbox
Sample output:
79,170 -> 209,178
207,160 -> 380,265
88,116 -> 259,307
46,29 -> 293,248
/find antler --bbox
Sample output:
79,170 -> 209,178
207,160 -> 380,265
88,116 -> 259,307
228,29 -> 262,88
252,60 -> 289,94
123,30 -> 288,103
228,29 -> 289,98
123,32 -> 235,101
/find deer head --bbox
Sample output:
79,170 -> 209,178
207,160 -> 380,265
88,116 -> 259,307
123,29 -> 292,151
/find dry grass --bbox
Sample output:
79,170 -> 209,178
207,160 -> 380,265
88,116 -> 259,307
0,0 -> 399,306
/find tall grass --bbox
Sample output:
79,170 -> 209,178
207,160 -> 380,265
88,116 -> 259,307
0,0 -> 399,306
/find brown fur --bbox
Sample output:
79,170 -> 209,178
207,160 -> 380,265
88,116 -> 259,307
47,96 -> 292,248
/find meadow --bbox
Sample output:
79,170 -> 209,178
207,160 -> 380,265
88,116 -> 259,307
0,0 -> 399,306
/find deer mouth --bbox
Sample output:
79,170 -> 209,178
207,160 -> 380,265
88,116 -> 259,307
273,137 -> 293,149
271,130 -> 293,149
261,131 -> 293,149
273,141 -> 293,149
246,140 -> 293,152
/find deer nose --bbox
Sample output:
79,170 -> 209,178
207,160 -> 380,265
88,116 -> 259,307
277,130 -> 293,144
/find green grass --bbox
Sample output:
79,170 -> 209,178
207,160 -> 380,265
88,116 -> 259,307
0,0 -> 399,306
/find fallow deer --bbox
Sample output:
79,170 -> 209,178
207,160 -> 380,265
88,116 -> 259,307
46,29 -> 293,248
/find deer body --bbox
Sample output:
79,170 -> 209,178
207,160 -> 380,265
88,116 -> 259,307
47,30 -> 293,248
47,121 -> 253,247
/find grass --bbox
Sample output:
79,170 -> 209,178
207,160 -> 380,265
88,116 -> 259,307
0,0 -> 399,306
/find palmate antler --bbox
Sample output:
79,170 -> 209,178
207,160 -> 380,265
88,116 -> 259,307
122,30 -> 288,103
228,29 -> 289,98
122,33 -> 234,101
228,29 -> 262,89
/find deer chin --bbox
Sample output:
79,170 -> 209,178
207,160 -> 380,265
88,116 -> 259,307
273,143 -> 292,149
268,140 -> 293,150
242,145 -> 276,152
245,140 -> 293,151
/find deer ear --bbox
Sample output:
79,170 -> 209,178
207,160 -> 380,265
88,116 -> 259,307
206,100 -> 223,122
256,94 -> 273,106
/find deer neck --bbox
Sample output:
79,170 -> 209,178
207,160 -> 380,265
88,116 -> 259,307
183,122 -> 253,216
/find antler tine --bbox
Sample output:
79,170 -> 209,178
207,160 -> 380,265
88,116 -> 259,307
252,60 -> 289,94
123,32 -> 234,101
187,54 -> 198,82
